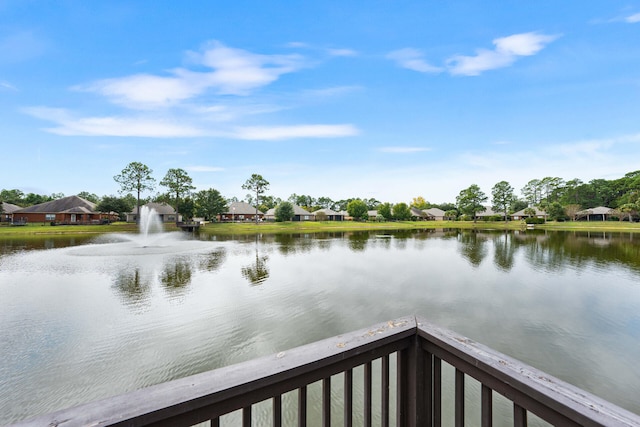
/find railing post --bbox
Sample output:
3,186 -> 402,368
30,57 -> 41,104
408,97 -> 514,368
397,334 -> 427,427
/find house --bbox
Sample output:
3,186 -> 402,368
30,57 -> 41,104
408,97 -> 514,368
476,206 -> 504,220
12,195 -> 108,224
576,206 -> 613,221
512,207 -> 548,221
410,207 -> 428,220
423,207 -> 446,221
219,201 -> 264,222
367,210 -> 378,220
1,201 -> 21,222
264,205 -> 315,221
313,208 -> 344,221
127,202 -> 180,223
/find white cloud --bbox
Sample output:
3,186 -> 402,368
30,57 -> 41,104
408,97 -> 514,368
23,106 -> 359,140
326,48 -> 357,57
0,80 -> 18,91
625,13 -> 640,23
76,41 -> 307,109
234,124 -> 359,140
23,107 -> 202,137
447,32 -> 559,76
387,48 -> 443,73
378,146 -> 431,153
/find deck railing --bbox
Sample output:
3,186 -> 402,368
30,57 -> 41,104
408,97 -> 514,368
12,316 -> 640,426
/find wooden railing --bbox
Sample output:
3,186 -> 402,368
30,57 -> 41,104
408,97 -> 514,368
11,316 -> 640,426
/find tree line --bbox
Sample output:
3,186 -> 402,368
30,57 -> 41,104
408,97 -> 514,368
2,162 -> 640,222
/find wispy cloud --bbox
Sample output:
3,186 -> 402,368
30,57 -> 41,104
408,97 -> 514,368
74,41 -> 307,109
625,13 -> 640,23
26,41 -> 360,140
386,48 -> 443,73
447,32 -> 559,76
326,48 -> 357,57
389,32 -> 559,76
378,146 -> 431,153
23,106 -> 360,139
0,80 -> 18,91
234,124 -> 359,140
23,107 -> 203,137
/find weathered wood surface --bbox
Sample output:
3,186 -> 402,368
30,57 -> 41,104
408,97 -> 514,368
416,316 -> 640,427
11,317 -> 415,426
9,315 -> 640,427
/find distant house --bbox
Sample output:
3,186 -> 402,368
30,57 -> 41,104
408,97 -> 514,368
127,202 -> 180,223
367,210 -> 378,220
410,207 -> 428,220
313,208 -> 344,221
1,202 -> 21,222
423,207 -> 446,221
476,206 -> 503,219
219,201 -> 264,222
264,205 -> 314,221
576,206 -> 613,221
512,207 -> 548,220
12,195 -> 108,224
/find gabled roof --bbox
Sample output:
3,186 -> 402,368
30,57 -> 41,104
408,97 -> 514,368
577,206 -> 613,215
14,195 -> 97,213
1,202 -> 22,213
410,207 -> 427,217
226,201 -> 264,215
292,205 -> 314,216
512,207 -> 547,217
424,207 -> 445,216
313,208 -> 341,216
476,206 -> 498,217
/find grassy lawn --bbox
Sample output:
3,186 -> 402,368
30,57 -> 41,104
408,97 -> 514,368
1,219 -> 639,237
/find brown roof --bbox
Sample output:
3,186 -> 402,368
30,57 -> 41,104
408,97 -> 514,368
13,195 -> 97,213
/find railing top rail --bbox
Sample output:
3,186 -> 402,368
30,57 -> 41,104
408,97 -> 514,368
12,317 -> 416,427
415,316 -> 640,427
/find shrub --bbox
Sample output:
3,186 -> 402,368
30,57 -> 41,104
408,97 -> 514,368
525,217 -> 545,224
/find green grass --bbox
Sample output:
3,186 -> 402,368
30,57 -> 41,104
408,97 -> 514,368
1,219 -> 639,238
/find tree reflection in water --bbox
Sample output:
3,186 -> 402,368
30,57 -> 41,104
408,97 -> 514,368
112,268 -> 152,311
161,259 -> 193,296
457,230 -> 488,267
493,231 -> 516,271
241,236 -> 269,286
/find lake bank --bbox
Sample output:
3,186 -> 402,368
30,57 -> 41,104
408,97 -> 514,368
1,219 -> 639,237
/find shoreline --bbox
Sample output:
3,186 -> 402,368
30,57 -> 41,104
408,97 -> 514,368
1,220 -> 639,237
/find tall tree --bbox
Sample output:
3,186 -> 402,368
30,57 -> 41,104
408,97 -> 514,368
242,174 -> 270,224
377,202 -> 393,220
392,202 -> 412,220
96,195 -> 134,221
346,199 -> 368,221
194,188 -> 227,221
410,196 -> 430,210
0,189 -> 24,205
77,191 -> 100,203
491,181 -> 515,221
114,162 -> 156,222
160,168 -> 195,224
274,201 -> 294,222
456,184 -> 487,222
521,179 -> 542,206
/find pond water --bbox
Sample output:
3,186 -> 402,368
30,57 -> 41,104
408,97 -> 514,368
1,228 -> 640,424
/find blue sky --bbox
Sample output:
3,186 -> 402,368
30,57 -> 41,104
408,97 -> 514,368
1,1 -> 640,204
